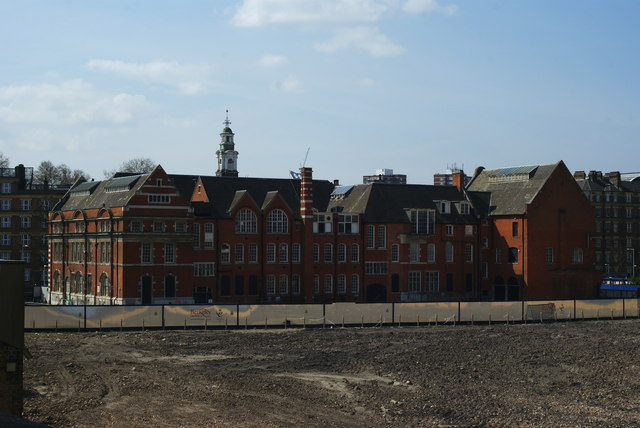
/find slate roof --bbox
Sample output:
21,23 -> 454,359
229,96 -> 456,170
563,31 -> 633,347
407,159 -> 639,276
466,162 -> 561,216
188,176 -> 335,219
58,173 -> 147,212
327,183 -> 475,224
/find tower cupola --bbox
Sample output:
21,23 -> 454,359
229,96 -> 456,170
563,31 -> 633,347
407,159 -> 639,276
216,110 -> 239,177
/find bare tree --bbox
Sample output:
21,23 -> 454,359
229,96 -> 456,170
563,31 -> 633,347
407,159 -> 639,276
104,157 -> 156,178
34,161 -> 90,185
0,152 -> 9,169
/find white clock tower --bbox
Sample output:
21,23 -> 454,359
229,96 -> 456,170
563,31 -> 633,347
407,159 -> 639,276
216,110 -> 239,177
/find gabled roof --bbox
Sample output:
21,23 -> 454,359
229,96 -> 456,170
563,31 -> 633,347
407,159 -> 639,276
60,173 -> 147,211
327,182 -> 474,224
466,162 -> 561,216
182,176 -> 335,219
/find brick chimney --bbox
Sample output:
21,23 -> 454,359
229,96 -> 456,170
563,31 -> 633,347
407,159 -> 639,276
604,171 -> 621,188
452,169 -> 465,191
573,171 -> 586,180
299,167 -> 315,302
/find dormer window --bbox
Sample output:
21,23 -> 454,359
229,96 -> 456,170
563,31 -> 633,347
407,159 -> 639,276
439,201 -> 451,214
408,209 -> 435,235
459,202 -> 470,215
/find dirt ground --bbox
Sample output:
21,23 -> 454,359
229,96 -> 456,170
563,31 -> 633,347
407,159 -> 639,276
22,320 -> 640,427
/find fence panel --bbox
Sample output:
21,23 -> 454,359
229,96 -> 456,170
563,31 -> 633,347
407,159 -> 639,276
574,299 -> 625,319
459,302 -> 522,323
524,300 -> 574,322
164,305 -> 237,328
393,303 -> 456,324
85,306 -> 162,329
623,299 -> 640,318
238,304 -> 323,327
324,303 -> 393,326
25,306 -> 84,329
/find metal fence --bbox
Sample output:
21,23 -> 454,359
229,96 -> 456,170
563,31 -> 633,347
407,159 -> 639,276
24,299 -> 639,331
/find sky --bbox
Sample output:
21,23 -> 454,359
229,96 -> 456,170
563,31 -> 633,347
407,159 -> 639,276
0,0 -> 638,185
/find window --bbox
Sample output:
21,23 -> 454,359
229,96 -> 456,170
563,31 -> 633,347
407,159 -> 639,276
204,223 -> 214,248
410,243 -> 420,262
313,214 -> 332,233
99,273 -> 111,296
426,271 -> 439,292
21,234 -> 31,246
427,243 -> 435,263
164,243 -> 175,264
0,251 -> 10,260
627,193 -> 633,203
445,225 -> 454,236
99,242 -> 111,263
627,208 -> 633,218
165,275 -> 176,298
153,221 -> 164,232
279,275 -> 288,294
221,244 -> 230,264
1,183 -> 10,193
439,201 -> 450,213
495,248 -> 503,264
194,262 -> 215,277
292,243 -> 301,263
21,216 -> 31,229
595,208 -> 602,218
1,217 -> 10,228
365,262 -> 388,275
481,262 -> 488,279
410,210 -> 435,235
351,274 -> 360,295
338,214 -> 359,234
627,223 -> 633,233
337,243 -> 346,263
313,243 -> 320,263
236,209 -> 257,233
377,225 -> 386,248
42,200 -> 51,211
21,199 -> 32,211
1,200 -> 10,210
141,243 -> 152,263
267,243 -> 276,263
24,269 -> 31,282
351,244 -> 359,263
367,225 -> 375,248
235,243 -> 244,264
324,244 -> 333,263
266,275 -> 276,295
508,247 -> 518,264
248,243 -> 258,263
545,248 -> 554,264
337,274 -> 346,294
482,238 -> 489,249
313,275 -> 320,294
391,244 -> 400,262
267,209 -> 288,234
292,275 -> 301,294
130,221 -> 142,232
324,275 -> 333,294
408,272 -> 421,292
148,194 -> 171,204
512,222 -> 519,237
279,243 -> 288,263
21,251 -> 31,263
175,222 -> 186,233
445,242 -> 454,263
193,223 -> 200,248
0,234 -> 9,246
572,248 -> 583,264
465,244 -> 473,263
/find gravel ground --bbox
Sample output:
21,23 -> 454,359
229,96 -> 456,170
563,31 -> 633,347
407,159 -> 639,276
23,320 -> 640,427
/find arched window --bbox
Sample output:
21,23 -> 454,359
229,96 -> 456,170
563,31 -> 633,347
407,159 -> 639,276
53,271 -> 61,292
99,273 -> 111,296
267,209 -> 288,234
235,209 -> 257,233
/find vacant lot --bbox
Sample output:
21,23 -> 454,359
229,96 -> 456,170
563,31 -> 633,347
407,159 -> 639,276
23,320 -> 640,427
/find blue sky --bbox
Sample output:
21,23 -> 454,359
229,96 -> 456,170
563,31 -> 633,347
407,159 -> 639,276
0,0 -> 638,184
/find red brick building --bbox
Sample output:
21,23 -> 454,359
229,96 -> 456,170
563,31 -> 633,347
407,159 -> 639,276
467,161 -> 601,300
47,120 -> 600,303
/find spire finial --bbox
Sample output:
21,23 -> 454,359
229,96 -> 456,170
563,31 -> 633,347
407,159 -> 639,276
223,109 -> 231,128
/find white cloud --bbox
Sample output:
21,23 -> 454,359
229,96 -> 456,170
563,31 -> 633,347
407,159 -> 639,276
271,75 -> 303,93
86,59 -> 213,96
402,0 -> 458,15
232,0 -> 388,27
0,80 -> 147,125
315,26 -> 405,57
258,54 -> 288,67
358,77 -> 376,86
